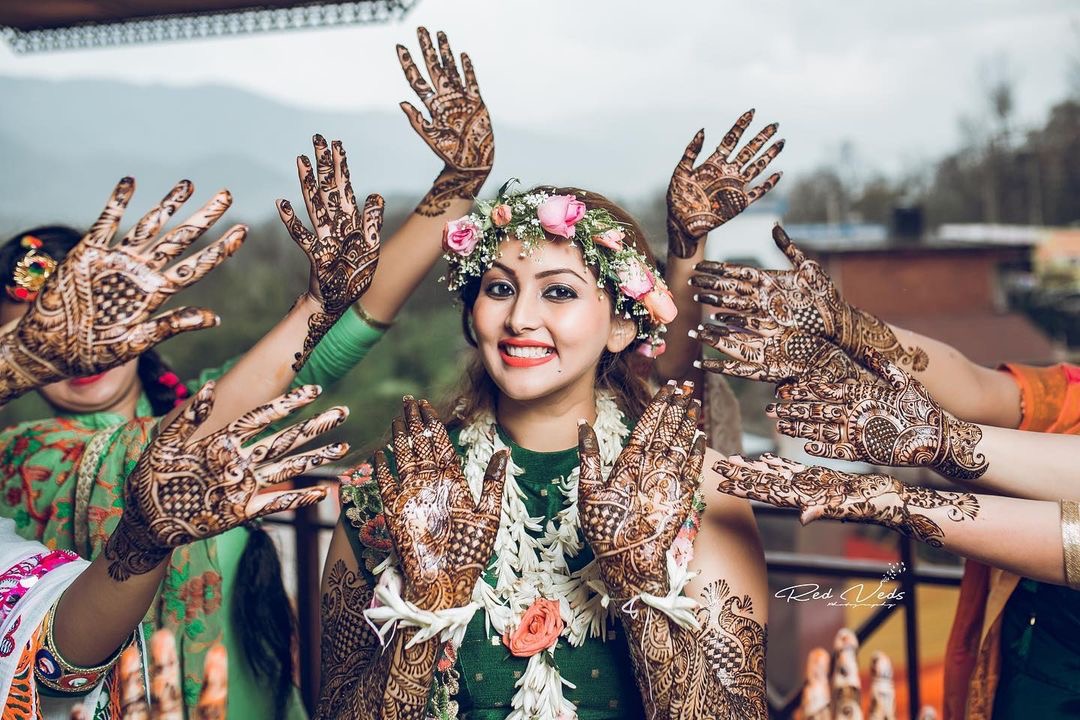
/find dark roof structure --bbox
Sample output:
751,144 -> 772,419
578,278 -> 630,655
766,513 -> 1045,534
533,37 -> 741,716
0,1 -> 416,53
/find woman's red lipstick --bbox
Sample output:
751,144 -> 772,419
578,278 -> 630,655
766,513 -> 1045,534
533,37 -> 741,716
68,373 -> 106,387
498,338 -> 556,368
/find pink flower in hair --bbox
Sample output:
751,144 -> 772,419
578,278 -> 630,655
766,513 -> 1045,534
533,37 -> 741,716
537,195 -> 586,239
443,217 -> 482,255
616,258 -> 655,300
592,228 -> 625,251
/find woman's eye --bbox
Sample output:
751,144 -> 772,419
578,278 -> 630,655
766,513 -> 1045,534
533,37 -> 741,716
543,284 -> 578,301
485,280 -> 515,298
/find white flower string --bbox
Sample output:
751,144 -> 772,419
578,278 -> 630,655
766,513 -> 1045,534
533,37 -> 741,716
458,392 -> 627,720
363,564 -> 481,649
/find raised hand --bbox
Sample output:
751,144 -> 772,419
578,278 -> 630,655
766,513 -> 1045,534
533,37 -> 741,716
0,179 -> 244,403
397,27 -> 494,215
768,353 -> 988,480
578,382 -> 705,597
666,110 -> 784,258
104,383 -> 346,581
374,397 -> 507,611
691,318 -> 864,385
690,225 -> 928,370
712,453 -> 979,547
278,135 -> 383,371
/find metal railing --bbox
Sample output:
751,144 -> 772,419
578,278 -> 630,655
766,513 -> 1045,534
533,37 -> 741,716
270,488 -> 964,719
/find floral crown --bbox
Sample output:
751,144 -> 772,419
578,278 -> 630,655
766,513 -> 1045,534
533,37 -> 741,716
442,181 -> 675,356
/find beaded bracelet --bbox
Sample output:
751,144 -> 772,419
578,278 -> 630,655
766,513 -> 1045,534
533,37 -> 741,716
33,604 -> 128,694
1062,500 -> 1080,591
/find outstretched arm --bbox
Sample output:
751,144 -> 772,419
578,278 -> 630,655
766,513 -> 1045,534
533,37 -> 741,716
711,453 -> 1070,587
359,27 -> 495,325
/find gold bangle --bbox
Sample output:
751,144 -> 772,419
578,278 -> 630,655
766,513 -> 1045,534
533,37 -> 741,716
1061,500 -> 1080,590
33,604 -> 126,694
352,302 -> 393,331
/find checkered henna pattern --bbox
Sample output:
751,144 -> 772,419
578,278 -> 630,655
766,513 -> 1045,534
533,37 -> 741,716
666,110 -> 784,259
104,383 -> 343,581
691,225 -> 929,371
278,136 -> 383,371
712,454 -> 980,548
772,354 -> 988,480
579,384 -> 768,718
397,28 -> 493,216
0,179 -> 243,404
375,397 -> 506,612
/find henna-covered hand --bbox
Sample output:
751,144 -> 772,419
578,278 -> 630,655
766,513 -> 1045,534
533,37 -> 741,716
666,110 -> 783,258
712,453 -> 979,547
104,383 -> 345,581
278,135 -> 383,371
691,318 -> 865,386
578,382 -> 705,598
375,396 -> 507,611
397,27 -> 494,216
768,353 -> 988,480
691,225 -> 929,370
800,630 -> 897,720
0,179 -> 244,404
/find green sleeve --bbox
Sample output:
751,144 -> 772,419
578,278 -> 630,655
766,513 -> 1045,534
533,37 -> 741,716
294,306 -> 386,389
184,306 -> 386,395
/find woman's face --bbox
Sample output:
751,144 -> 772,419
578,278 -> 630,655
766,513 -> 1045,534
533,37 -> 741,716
471,237 -> 635,405
0,299 -> 142,415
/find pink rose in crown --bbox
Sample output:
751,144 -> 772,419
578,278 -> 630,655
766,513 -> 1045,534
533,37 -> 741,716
443,217 -> 482,255
537,195 -> 586,239
617,258 -> 655,300
592,228 -> 625,251
491,204 -> 513,227
642,286 -> 678,324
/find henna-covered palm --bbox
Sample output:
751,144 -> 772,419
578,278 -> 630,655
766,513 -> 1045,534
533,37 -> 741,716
104,383 -> 346,581
712,453 -> 979,547
0,179 -> 244,404
691,225 -> 929,370
769,353 -> 988,480
692,318 -> 864,385
578,382 -> 705,598
397,27 -> 493,215
374,397 -> 507,611
278,135 -> 383,371
666,110 -> 784,258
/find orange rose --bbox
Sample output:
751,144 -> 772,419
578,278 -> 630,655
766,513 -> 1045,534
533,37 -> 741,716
641,286 -> 678,324
502,598 -> 564,657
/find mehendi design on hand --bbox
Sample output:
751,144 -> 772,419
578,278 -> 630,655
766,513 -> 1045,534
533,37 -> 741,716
666,111 -> 784,258
580,384 -> 768,718
691,225 -> 929,370
376,397 -> 506,611
692,318 -> 864,386
278,136 -> 383,370
104,383 -> 344,581
712,453 -> 980,547
0,179 -> 243,403
770,354 -> 988,479
116,629 -> 226,720
578,382 -> 704,598
397,27 -> 493,216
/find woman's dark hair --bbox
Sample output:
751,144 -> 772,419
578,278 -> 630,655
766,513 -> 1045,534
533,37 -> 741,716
3,227 -> 299,713
444,185 -> 656,428
233,524 -> 296,720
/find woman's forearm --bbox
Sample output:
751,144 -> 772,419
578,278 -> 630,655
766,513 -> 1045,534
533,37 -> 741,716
890,325 -> 1021,428
962,424 -> 1080,501
53,552 -> 169,666
655,244 -> 707,386
358,179 -> 474,325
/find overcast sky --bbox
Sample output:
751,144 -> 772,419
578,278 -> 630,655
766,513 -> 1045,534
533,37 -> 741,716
1,0 -> 1077,181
